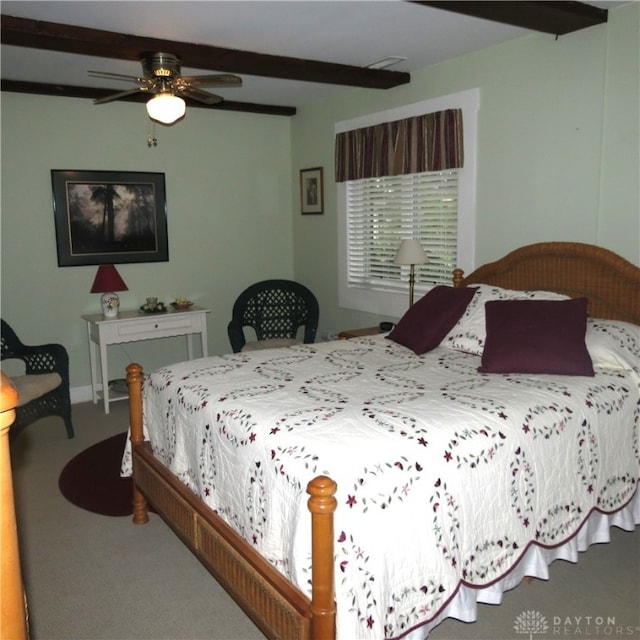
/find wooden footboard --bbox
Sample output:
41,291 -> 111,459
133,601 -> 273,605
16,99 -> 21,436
126,363 -> 337,640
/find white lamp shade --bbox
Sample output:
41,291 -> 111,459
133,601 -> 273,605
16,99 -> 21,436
394,239 -> 428,265
146,94 -> 186,124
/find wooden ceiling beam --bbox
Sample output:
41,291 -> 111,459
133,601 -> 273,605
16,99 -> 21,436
412,1 -> 607,35
2,4 -> 607,115
0,80 -> 297,116
0,15 -> 410,89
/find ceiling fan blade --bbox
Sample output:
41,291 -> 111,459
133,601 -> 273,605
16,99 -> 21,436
178,74 -> 242,88
88,70 -> 147,84
178,86 -> 223,105
93,87 -> 146,105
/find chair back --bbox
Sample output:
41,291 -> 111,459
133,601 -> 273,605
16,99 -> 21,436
228,280 -> 319,353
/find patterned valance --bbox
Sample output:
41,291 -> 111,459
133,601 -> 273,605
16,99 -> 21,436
335,108 -> 464,182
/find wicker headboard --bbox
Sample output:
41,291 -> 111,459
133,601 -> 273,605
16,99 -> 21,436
453,242 -> 640,325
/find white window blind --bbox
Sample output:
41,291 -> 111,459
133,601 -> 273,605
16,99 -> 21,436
346,169 -> 459,295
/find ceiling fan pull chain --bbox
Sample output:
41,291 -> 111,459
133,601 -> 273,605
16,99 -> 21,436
146,117 -> 158,148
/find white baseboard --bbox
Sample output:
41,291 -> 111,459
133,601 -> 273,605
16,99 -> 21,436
70,384 -> 97,404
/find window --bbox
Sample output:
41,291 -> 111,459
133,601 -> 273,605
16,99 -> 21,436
337,89 -> 478,318
346,169 -> 459,292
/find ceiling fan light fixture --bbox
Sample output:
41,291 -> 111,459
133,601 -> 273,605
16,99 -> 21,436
146,93 -> 186,124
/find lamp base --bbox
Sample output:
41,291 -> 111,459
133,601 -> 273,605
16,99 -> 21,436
100,292 -> 120,318
408,265 -> 416,307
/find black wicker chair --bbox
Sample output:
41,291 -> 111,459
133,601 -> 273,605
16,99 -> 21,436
1,319 -> 74,438
227,280 -> 319,353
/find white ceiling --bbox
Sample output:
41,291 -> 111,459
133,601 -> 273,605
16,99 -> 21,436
0,1 -> 626,109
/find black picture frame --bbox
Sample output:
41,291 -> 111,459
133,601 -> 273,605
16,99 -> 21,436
300,167 -> 323,215
51,170 -> 169,266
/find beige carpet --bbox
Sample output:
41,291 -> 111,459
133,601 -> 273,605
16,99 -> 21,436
9,400 -> 640,640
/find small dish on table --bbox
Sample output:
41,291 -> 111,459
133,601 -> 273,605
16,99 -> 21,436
170,300 -> 194,310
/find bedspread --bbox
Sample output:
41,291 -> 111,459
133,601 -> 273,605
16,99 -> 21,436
123,330 -> 639,640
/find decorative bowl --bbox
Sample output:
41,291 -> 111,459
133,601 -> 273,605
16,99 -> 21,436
170,301 -> 193,310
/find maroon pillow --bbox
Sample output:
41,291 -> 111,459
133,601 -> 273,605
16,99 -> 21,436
479,297 -> 594,375
387,286 -> 477,354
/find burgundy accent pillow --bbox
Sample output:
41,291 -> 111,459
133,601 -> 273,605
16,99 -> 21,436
387,286 -> 478,354
479,297 -> 594,375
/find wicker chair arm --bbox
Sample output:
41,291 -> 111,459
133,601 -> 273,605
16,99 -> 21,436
303,319 -> 319,344
227,321 -> 247,354
21,343 -> 70,378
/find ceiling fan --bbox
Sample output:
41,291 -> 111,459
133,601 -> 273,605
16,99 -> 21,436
88,52 -> 242,123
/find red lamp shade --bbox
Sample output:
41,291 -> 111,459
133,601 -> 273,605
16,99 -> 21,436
90,265 -> 128,294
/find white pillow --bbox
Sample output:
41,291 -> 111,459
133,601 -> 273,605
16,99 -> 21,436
442,284 -> 569,355
585,319 -> 640,374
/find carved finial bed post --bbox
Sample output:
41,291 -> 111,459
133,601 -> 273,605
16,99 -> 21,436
307,475 -> 338,640
126,363 -> 149,525
452,268 -> 465,288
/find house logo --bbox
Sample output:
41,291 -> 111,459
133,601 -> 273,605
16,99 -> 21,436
514,610 -> 549,640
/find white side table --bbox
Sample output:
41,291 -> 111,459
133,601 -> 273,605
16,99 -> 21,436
82,306 -> 210,414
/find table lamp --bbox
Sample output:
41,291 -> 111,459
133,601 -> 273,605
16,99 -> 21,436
394,239 -> 428,306
90,264 -> 128,318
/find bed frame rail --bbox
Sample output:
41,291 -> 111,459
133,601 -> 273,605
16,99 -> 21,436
126,363 -> 337,640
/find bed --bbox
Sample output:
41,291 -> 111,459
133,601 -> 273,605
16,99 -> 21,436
124,241 -> 640,640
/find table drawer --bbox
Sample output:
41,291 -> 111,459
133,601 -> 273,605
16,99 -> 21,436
114,314 -> 201,340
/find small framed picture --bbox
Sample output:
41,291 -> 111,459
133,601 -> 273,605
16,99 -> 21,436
51,169 -> 168,266
300,167 -> 323,215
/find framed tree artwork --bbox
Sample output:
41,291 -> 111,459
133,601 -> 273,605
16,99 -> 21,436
51,170 -> 168,266
300,167 -> 323,215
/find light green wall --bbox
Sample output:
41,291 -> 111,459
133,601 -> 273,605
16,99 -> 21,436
1,94 -> 293,386
2,4 -> 638,391
291,3 -> 639,337
599,2 -> 640,253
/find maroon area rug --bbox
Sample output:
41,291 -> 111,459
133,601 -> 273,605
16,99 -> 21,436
58,432 -> 144,517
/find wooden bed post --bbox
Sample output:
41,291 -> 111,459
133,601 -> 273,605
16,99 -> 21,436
0,372 -> 28,640
452,268 -> 464,288
307,475 -> 337,640
126,363 -> 149,525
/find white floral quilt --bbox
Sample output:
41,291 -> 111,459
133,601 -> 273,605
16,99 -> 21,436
123,320 -> 639,640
